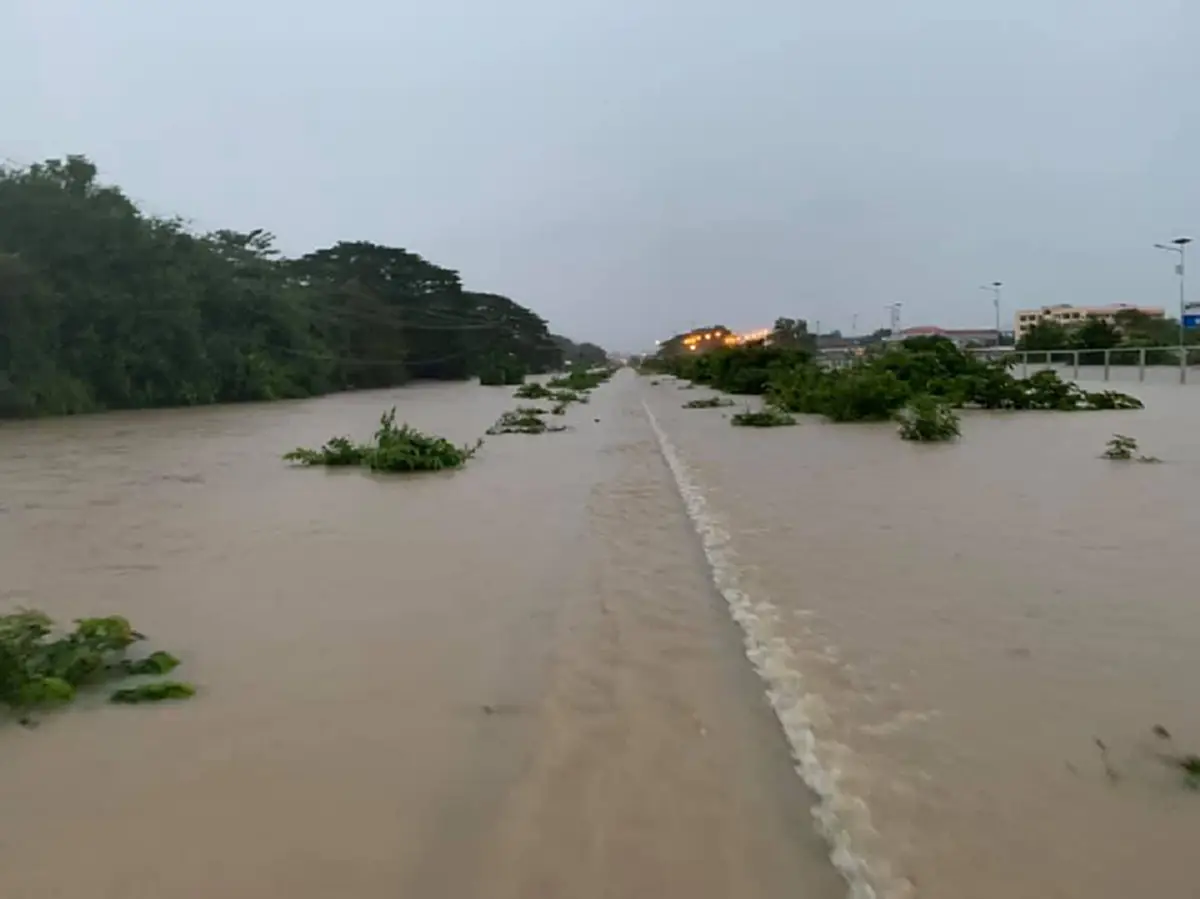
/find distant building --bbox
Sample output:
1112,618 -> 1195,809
1013,304 -> 1165,340
890,326 -> 1002,348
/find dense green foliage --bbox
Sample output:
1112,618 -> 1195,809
0,155 -> 603,418
285,408 -> 481,472
0,611 -> 193,724
731,408 -> 796,427
896,396 -> 961,442
655,336 -> 1143,426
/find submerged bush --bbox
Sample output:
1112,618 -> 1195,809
284,408 -> 481,472
896,396 -> 960,442
513,383 -> 553,400
0,611 -> 194,724
487,407 -> 567,435
731,408 -> 796,427
547,368 -> 613,391
1101,433 -> 1159,462
657,336 -> 1143,426
683,396 -> 735,409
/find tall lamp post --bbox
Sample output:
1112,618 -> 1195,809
885,302 -> 903,337
979,281 -> 1002,339
1153,237 -> 1192,383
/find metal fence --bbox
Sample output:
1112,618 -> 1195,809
966,346 -> 1200,384
818,345 -> 1200,384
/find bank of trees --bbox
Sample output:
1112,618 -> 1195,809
0,155 -> 597,418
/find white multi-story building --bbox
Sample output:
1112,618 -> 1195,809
1013,303 -> 1165,340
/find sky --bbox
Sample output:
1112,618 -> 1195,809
4,0 -> 1198,351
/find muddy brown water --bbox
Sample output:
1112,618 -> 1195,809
2,370 -> 1198,898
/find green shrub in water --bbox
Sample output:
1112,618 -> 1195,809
896,395 -> 961,442
513,383 -> 553,399
0,611 -> 195,725
284,408 -> 481,472
731,408 -> 796,427
487,407 -> 567,435
683,397 -> 735,409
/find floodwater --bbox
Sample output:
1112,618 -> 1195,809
3,370 -> 1198,899
0,377 -> 842,899
643,372 -> 1200,899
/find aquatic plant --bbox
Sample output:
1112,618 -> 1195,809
896,395 -> 961,442
1101,434 -> 1160,463
549,389 -> 587,404
731,408 -> 796,427
0,611 -> 194,725
546,368 -> 613,391
111,681 -> 196,704
682,397 -> 735,409
284,408 -> 481,472
487,407 -> 567,435
513,383 -> 554,399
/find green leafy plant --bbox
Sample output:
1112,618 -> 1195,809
111,681 -> 196,704
683,397 -> 735,409
0,611 -> 194,725
284,408 -> 481,473
896,395 -> 961,442
546,368 -> 614,391
731,408 -> 796,427
1102,434 -> 1160,463
549,389 -> 586,404
487,407 -> 567,435
513,383 -> 553,400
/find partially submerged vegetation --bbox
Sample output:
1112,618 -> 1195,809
731,408 -> 796,427
487,407 -> 567,435
0,611 -> 194,726
514,383 -> 554,400
683,396 -> 735,409
896,396 -> 961,442
1102,434 -> 1160,463
547,367 -> 615,392
653,336 -> 1143,440
285,408 -> 482,472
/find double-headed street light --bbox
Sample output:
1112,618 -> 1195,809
1153,237 -> 1192,383
979,281 -> 1002,336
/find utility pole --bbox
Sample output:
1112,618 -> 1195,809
1154,237 -> 1192,383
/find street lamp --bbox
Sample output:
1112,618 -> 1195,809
1153,237 -> 1192,383
884,302 -> 902,336
979,281 -> 1002,338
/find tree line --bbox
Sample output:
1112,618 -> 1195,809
0,155 -> 605,418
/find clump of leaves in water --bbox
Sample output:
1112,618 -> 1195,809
513,383 -> 553,400
731,407 -> 796,427
547,368 -> 614,391
284,408 -> 481,473
683,396 -> 735,409
549,389 -> 587,405
895,395 -> 961,442
1102,434 -> 1160,463
487,407 -> 567,435
0,610 -> 195,725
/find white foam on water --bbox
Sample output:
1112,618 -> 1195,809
643,402 -> 910,899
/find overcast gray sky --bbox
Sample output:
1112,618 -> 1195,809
5,0 -> 1197,350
